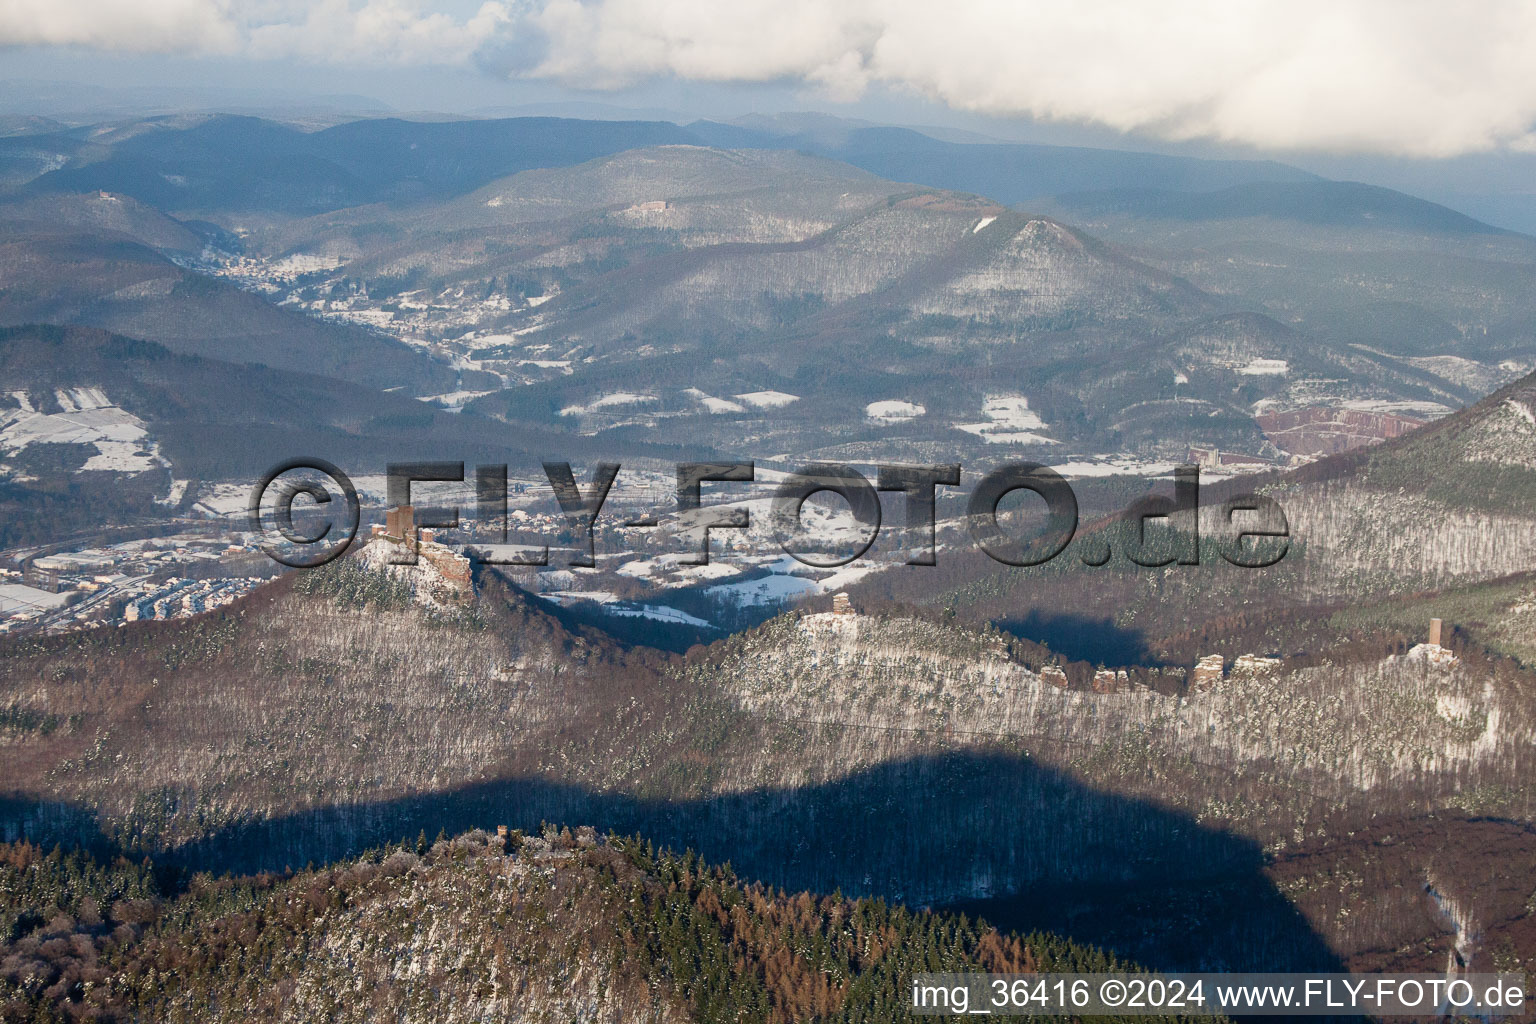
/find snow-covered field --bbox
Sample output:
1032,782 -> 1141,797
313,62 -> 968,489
1,388 -> 166,474
1051,457 -> 1180,478
541,590 -> 621,606
560,393 -> 655,417
1340,398 -> 1454,417
617,556 -> 743,582
421,389 -> 498,411
866,400 -> 925,424
540,590 -> 714,628
159,478 -> 190,507
605,604 -> 714,627
955,395 -> 1057,445
704,555 -> 877,607
0,583 -> 70,617
705,571 -> 818,606
736,391 -> 799,409
192,482 -> 257,518
464,543 -> 554,563
684,388 -> 746,414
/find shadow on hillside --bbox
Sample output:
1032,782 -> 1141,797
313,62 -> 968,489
495,569 -> 796,655
525,585 -> 719,654
994,610 -> 1158,666
1,749 -> 1339,974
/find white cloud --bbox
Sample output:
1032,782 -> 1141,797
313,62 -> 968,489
0,0 -> 240,52
509,0 -> 1536,156
4,0 -> 1536,156
515,0 -> 882,92
0,0 -> 510,64
248,0 -> 509,65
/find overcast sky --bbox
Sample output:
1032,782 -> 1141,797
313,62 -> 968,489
5,0 -> 1536,159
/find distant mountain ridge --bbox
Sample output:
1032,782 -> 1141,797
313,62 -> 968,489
22,114 -> 700,214
1052,180 -> 1517,235
12,111 -> 1324,219
686,115 -> 1320,204
2,111 -> 1531,492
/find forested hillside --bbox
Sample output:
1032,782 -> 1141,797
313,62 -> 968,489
0,827 -> 1203,1024
4,547 -> 1533,972
851,360 -> 1536,659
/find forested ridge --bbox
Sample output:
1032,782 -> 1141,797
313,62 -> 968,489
6,556 -> 1536,973
0,828 -> 1211,1023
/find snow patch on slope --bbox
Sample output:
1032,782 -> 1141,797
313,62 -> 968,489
1236,358 -> 1289,376
735,390 -> 799,409
560,392 -> 655,416
684,388 -> 746,414
955,395 -> 1057,445
866,400 -> 925,424
1,388 -> 165,474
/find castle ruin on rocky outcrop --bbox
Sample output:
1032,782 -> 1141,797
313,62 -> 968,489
370,504 -> 472,593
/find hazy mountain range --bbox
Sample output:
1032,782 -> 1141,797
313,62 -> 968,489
3,112 -> 1530,501
3,109 -> 1536,1020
